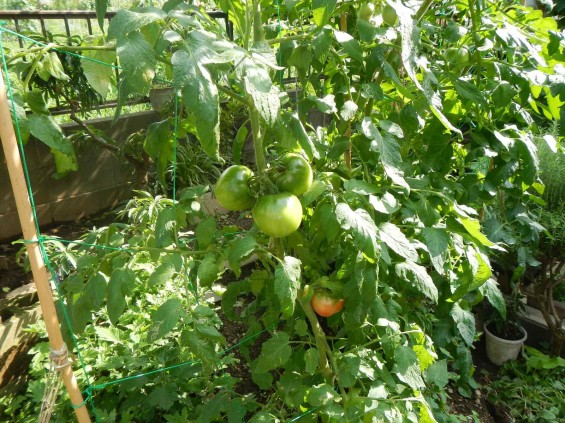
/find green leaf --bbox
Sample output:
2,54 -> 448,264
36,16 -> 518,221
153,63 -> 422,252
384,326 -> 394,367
306,383 -> 337,406
148,261 -> 176,287
106,268 -> 135,325
304,348 -> 319,375
309,94 -> 337,114
425,360 -> 449,388
227,236 -> 257,275
335,203 -> 378,257
421,228 -> 450,275
172,33 -> 220,157
182,329 -> 218,368
243,62 -> 280,127
274,256 -> 302,318
453,79 -> 486,106
39,52 -> 69,81
378,222 -> 418,262
107,9 -> 166,39
148,383 -> 176,411
312,0 -> 337,27
369,192 -> 399,214
361,118 -> 408,189
395,261 -> 438,303
254,332 -> 292,373
197,254 -> 220,288
116,32 -> 156,98
451,303 -> 475,346
392,346 -> 425,389
492,81 -> 516,108
195,217 -> 217,249
83,273 -> 107,311
479,278 -> 506,319
28,114 -> 75,157
155,207 -> 178,247
340,100 -> 358,121
81,40 -> 116,98
334,30 -> 363,62
457,217 -> 494,247
94,326 -> 121,343
144,119 -> 174,187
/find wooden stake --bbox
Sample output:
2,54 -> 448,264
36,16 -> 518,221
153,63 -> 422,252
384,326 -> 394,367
0,69 -> 91,422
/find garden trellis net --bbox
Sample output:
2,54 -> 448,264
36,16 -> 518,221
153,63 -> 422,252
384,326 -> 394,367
0,17 -> 317,422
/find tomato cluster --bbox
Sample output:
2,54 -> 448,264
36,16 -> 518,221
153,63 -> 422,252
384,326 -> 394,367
214,153 -> 312,238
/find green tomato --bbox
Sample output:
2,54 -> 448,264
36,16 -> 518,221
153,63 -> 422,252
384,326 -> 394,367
382,4 -> 398,26
359,2 -> 375,21
275,153 -> 313,196
214,165 -> 254,211
252,193 -> 303,238
445,47 -> 470,66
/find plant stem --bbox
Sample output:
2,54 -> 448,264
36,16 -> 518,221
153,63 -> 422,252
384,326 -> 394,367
218,85 -> 252,107
250,107 -> 267,172
297,289 -> 331,379
252,0 -> 265,43
266,33 -> 312,45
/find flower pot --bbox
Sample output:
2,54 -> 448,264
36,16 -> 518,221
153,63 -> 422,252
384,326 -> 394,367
149,87 -> 174,112
484,323 -> 527,366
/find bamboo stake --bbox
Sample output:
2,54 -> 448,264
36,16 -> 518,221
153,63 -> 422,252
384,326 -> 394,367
0,69 -> 91,422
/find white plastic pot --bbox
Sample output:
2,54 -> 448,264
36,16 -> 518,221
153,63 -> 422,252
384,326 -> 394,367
484,323 -> 527,366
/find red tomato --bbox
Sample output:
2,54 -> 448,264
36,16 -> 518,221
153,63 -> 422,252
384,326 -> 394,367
311,291 -> 344,317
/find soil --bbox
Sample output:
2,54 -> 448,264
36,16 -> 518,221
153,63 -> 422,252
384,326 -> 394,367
0,212 -> 510,421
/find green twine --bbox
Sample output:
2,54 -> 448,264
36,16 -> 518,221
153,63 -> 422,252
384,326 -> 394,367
0,25 -> 119,69
287,406 -> 321,422
276,0 -> 283,87
173,92 -> 178,203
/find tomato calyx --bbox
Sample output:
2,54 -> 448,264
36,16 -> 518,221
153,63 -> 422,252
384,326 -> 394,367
270,153 -> 313,196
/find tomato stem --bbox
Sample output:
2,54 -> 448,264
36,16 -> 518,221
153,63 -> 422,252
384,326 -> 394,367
250,107 -> 267,173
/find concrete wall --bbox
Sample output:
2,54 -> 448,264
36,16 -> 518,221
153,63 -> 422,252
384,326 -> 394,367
0,111 -> 160,242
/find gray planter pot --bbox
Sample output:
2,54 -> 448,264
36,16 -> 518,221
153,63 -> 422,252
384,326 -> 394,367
484,323 -> 527,366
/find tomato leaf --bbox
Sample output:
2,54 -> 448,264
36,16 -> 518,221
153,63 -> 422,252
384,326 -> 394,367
172,32 -> 220,157
253,332 -> 292,373
106,268 -> 136,326
274,256 -> 302,318
395,261 -> 438,303
304,348 -> 319,375
148,298 -> 184,341
195,217 -> 217,250
378,223 -> 418,262
107,9 -> 166,40
420,227 -> 450,275
148,261 -> 176,287
312,0 -> 337,27
335,203 -> 378,258
425,360 -> 449,388
450,303 -> 476,346
116,32 -> 156,98
392,346 -> 425,389
227,236 -> 257,276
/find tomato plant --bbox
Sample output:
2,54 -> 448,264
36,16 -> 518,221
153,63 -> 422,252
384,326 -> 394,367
272,153 -> 313,196
311,290 -> 344,317
8,0 -> 564,421
252,192 -> 303,238
214,165 -> 254,210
